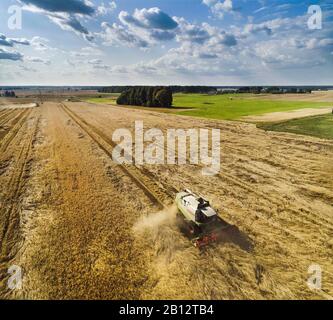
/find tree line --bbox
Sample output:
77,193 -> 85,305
217,86 -> 313,94
99,85 -> 217,94
99,85 -> 315,97
0,90 -> 16,97
117,86 -> 173,108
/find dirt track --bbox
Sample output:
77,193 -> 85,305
0,102 -> 332,300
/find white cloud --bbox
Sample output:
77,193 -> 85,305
0,34 -> 30,47
202,0 -> 233,19
88,59 -> 103,65
0,48 -> 23,61
30,36 -> 56,51
19,0 -> 95,15
99,7 -> 238,50
175,18 -> 210,44
100,22 -> 149,48
254,6 -> 268,14
97,1 -> 117,16
47,12 -> 94,41
19,0 -> 95,41
119,7 -> 178,30
305,38 -> 333,49
25,56 -> 51,65
175,18 -> 237,47
19,65 -> 37,72
99,7 -> 180,46
70,46 -> 104,57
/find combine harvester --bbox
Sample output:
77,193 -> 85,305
175,189 -> 231,249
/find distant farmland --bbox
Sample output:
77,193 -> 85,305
173,94 -> 332,120
85,93 -> 333,121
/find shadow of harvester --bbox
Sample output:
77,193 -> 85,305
177,214 -> 254,252
217,223 -> 254,252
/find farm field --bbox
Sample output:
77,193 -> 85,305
0,100 -> 333,300
173,94 -> 332,120
259,114 -> 333,140
84,92 -> 333,121
242,108 -> 333,123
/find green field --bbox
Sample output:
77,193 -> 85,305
86,97 -> 117,104
86,95 -> 119,104
173,94 -> 332,120
258,114 -> 333,140
84,93 -> 332,121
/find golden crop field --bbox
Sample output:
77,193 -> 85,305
0,97 -> 332,299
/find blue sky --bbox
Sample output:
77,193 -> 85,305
0,0 -> 332,85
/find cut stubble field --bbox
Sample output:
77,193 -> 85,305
0,100 -> 333,300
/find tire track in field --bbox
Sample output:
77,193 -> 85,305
0,110 -> 20,127
0,109 -> 15,120
0,109 -> 13,121
0,109 -> 31,154
60,103 -> 175,209
0,110 -> 39,265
